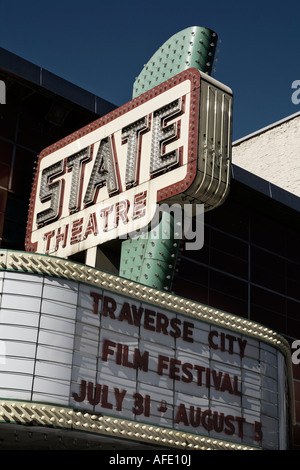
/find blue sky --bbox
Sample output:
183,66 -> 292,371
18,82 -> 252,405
1,0 -> 300,140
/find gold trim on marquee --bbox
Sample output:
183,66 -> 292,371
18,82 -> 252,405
0,249 -> 293,355
0,400 -> 258,450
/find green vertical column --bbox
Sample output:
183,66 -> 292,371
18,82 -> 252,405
132,26 -> 218,98
120,26 -> 218,290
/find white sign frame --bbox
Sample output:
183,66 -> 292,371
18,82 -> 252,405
26,69 -> 233,259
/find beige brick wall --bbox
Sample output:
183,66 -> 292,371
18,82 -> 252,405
232,113 -> 300,197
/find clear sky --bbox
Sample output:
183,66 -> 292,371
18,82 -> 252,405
1,0 -> 300,141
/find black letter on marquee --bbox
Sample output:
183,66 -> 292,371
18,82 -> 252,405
37,160 -> 65,227
150,98 -> 182,176
67,147 -> 91,213
122,116 -> 149,188
84,137 -> 118,206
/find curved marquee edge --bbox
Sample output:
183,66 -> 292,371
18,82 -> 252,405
0,248 -> 296,427
0,399 -> 259,451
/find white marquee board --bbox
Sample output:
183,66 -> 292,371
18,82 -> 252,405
0,265 -> 291,450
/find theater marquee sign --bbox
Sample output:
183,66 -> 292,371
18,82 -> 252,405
0,251 -> 294,450
26,68 -> 232,258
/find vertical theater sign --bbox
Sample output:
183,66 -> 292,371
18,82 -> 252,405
0,30 -> 296,449
25,68 -> 232,259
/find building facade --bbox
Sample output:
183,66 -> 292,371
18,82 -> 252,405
232,112 -> 300,197
0,47 -> 116,251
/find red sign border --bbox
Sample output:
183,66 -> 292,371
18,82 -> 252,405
25,68 -> 201,253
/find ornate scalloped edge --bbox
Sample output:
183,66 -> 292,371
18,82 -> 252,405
0,400 -> 259,450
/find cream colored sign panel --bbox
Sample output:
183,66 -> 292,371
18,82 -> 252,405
27,79 -> 192,258
26,69 -> 233,258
